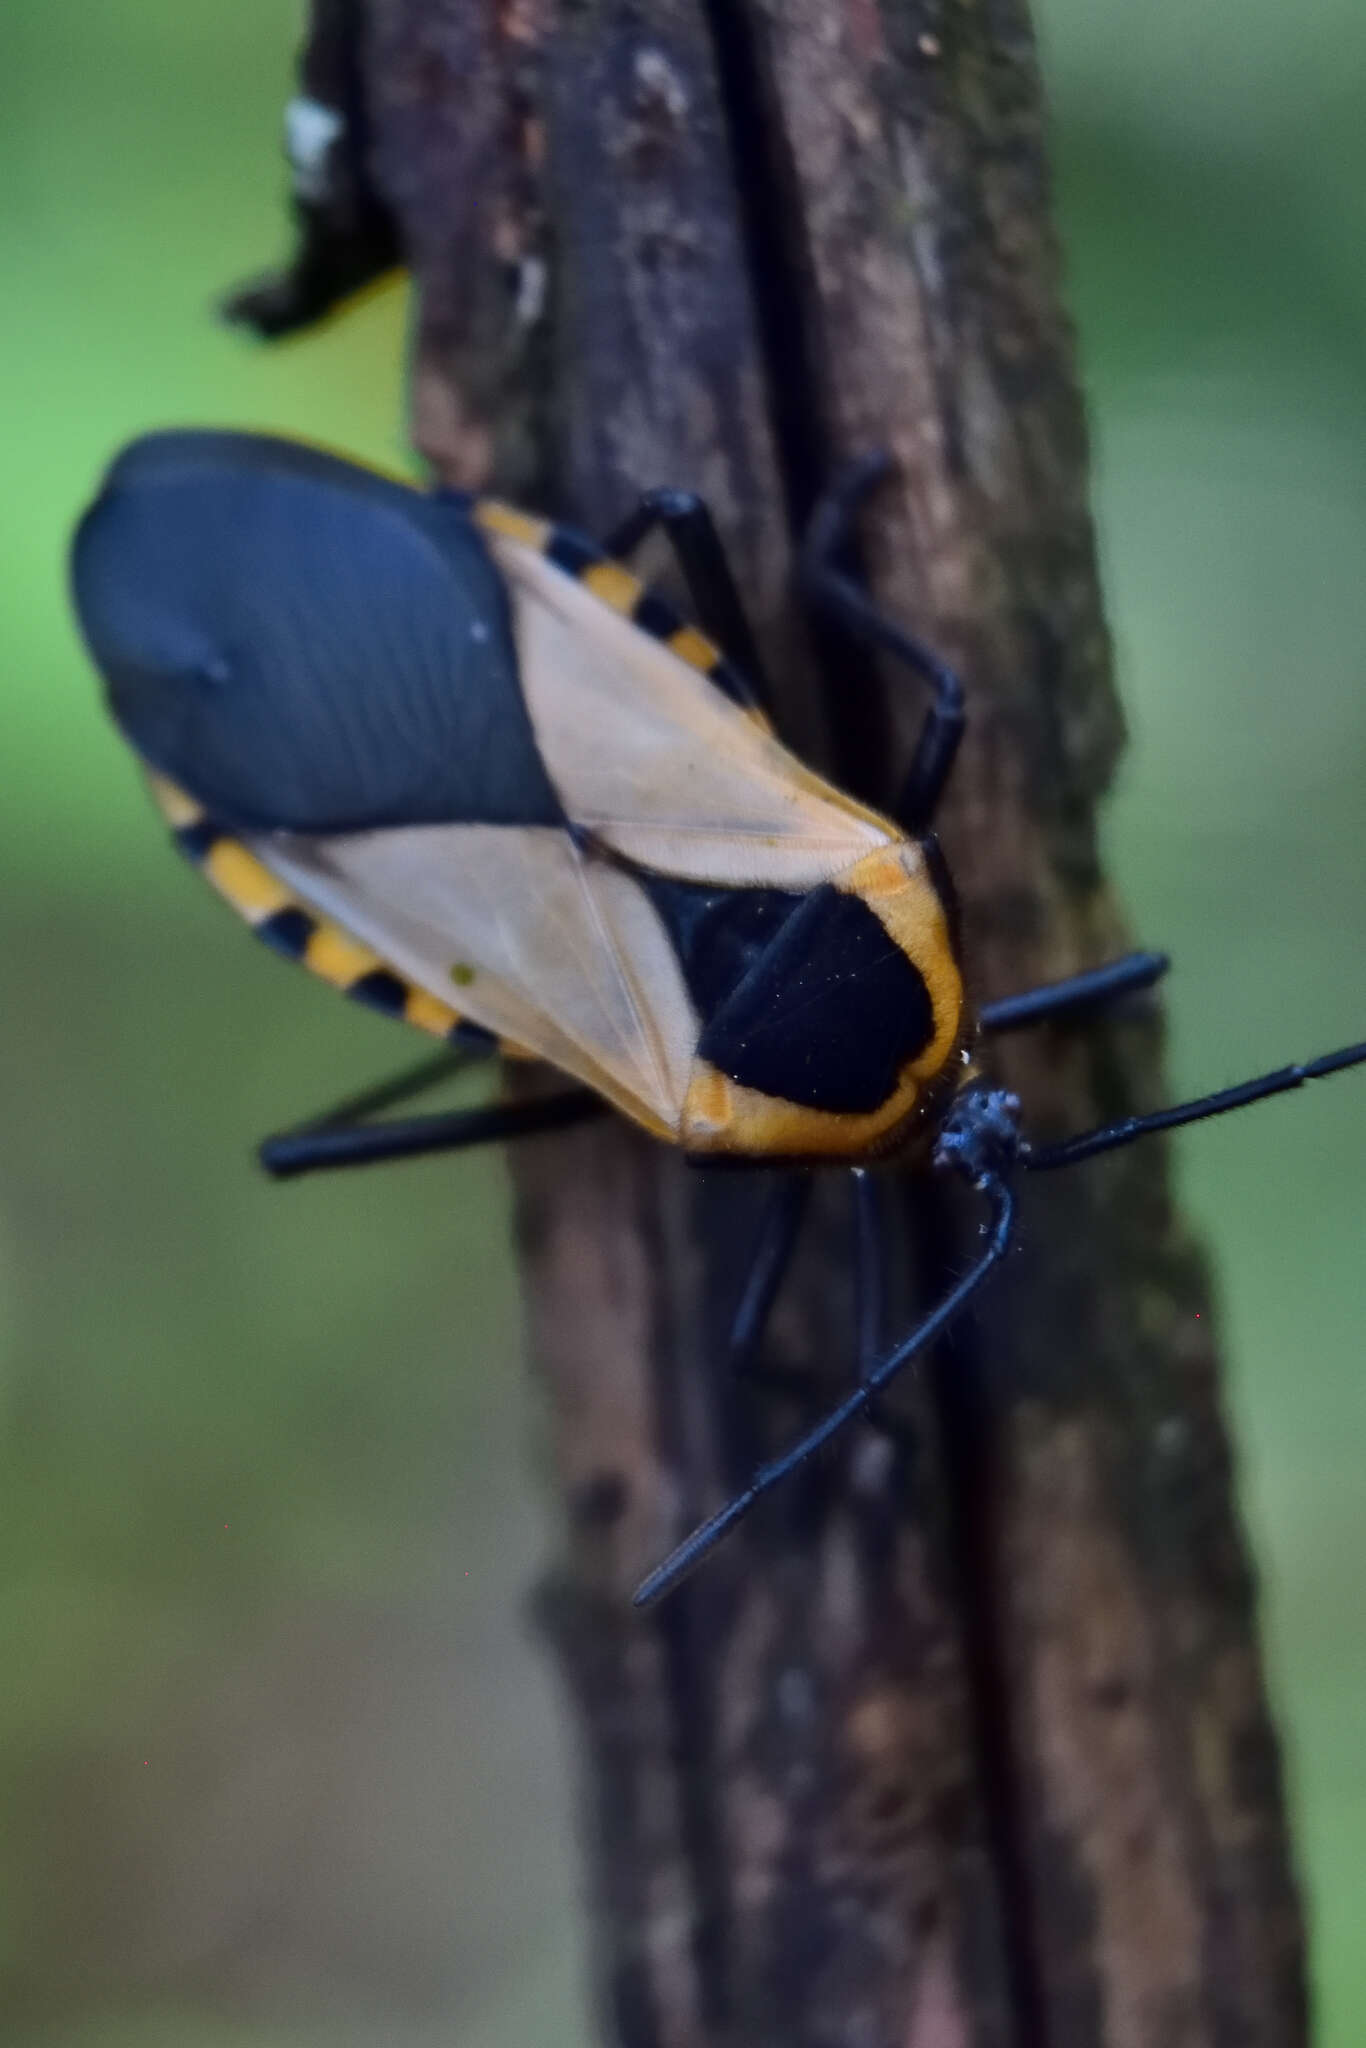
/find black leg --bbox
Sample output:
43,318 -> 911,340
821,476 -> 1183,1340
850,1168 -> 887,1372
276,1044 -> 495,1133
603,488 -> 773,715
634,1172 -> 1017,1608
979,951 -> 1170,1036
726,1174 -> 813,1377
727,1173 -> 909,1445
799,451 -> 966,834
853,1165 -> 933,1459
260,1088 -> 606,1180
1024,1037 -> 1366,1173
850,1167 -> 918,1452
255,1040 -> 492,1175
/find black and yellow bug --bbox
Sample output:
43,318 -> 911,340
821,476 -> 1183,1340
71,429 -> 1366,1605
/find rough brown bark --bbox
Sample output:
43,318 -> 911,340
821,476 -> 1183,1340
331,3 -> 1308,2044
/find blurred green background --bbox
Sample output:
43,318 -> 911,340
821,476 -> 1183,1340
2,3 -> 1363,2043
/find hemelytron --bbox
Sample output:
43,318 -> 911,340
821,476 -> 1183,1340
70,431 -> 1366,1606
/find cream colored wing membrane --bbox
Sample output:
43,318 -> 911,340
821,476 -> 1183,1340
483,531 -> 896,887
250,823 -> 698,1138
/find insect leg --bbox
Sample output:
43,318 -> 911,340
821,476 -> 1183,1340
726,1174 -> 813,1378
850,1166 -> 923,1452
635,1173 -> 1016,1608
602,488 -> 773,715
260,1088 -> 606,1179
1024,1037 -> 1366,1172
271,1044 -> 494,1134
979,951 -> 1170,1035
728,1175 -> 910,1442
850,1167 -> 887,1370
799,452 -> 965,833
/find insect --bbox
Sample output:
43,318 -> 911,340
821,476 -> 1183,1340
71,429 -> 1366,1607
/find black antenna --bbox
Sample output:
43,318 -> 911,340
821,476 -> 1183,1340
1024,1039 -> 1366,1173
633,1030 -> 1366,1610
634,1175 -> 1017,1610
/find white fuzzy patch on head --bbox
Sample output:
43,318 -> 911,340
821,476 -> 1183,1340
285,97 -> 345,202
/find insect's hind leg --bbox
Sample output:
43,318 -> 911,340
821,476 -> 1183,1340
799,452 -> 966,834
257,1041 -> 486,1176
274,1045 -> 490,1131
603,488 -> 773,716
259,1051 -> 606,1179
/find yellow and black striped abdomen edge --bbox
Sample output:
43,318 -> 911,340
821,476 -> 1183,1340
145,774 -> 517,1056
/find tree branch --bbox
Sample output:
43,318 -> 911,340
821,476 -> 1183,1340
255,3 -> 1309,2041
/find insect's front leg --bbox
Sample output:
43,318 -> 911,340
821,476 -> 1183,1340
603,487 -> 773,715
800,453 -> 966,834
